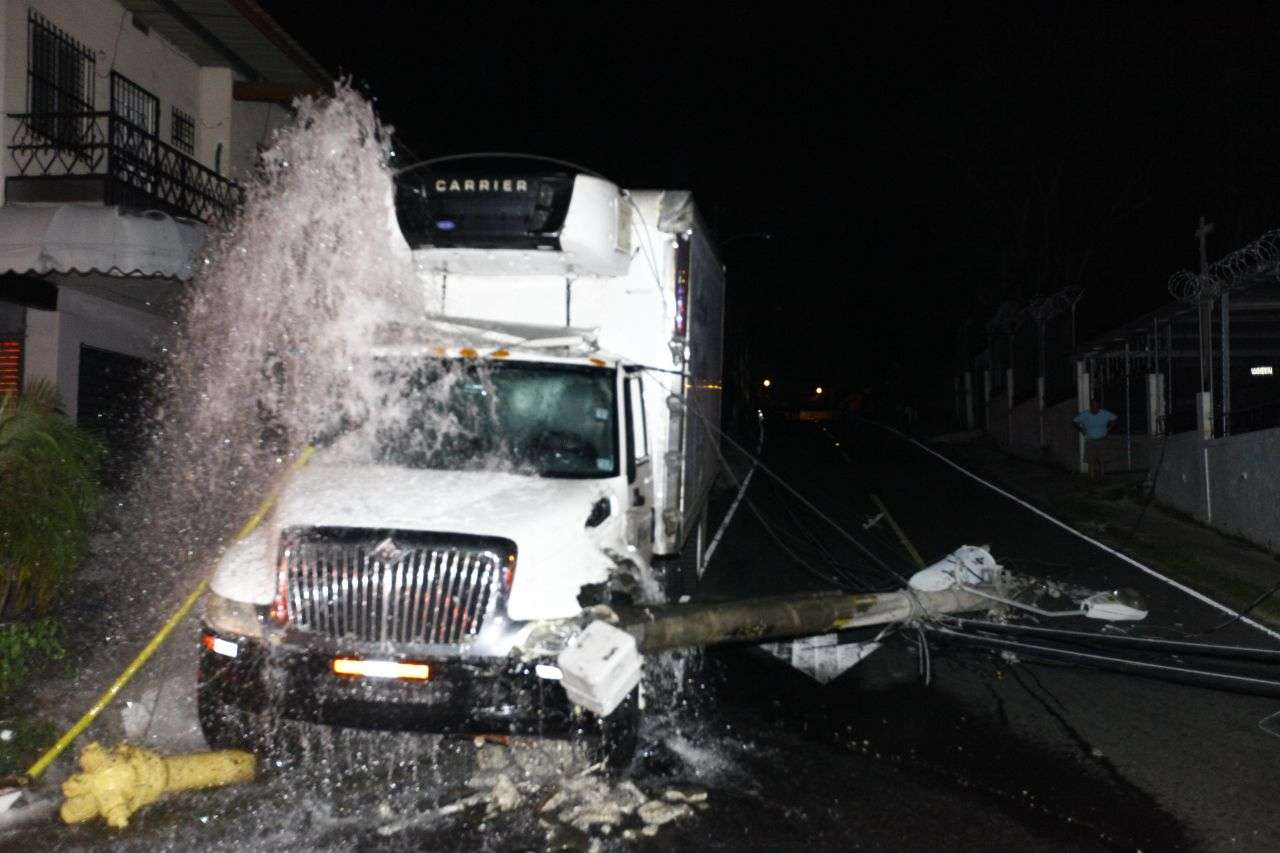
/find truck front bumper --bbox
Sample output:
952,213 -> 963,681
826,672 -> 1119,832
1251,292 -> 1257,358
198,628 -> 583,738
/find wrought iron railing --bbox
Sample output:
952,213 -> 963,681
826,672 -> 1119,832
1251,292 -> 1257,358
7,110 -> 241,225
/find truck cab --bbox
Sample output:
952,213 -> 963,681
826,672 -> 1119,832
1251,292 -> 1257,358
197,157 -> 724,765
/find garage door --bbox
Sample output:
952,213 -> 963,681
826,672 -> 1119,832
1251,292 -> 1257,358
77,345 -> 153,484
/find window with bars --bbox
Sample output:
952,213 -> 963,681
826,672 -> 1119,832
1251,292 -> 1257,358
27,11 -> 96,144
0,341 -> 22,396
171,107 -> 195,154
110,72 -> 159,135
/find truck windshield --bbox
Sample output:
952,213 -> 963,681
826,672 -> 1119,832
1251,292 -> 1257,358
368,359 -> 619,479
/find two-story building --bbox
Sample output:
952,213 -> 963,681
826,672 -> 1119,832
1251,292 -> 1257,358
0,0 -> 329,472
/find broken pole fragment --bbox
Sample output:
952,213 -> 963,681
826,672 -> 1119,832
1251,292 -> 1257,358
869,494 -> 926,568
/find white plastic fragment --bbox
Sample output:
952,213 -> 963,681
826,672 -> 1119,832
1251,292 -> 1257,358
557,620 -> 642,717
534,663 -> 563,681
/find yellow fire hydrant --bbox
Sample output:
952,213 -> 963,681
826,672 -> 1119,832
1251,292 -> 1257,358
60,742 -> 256,828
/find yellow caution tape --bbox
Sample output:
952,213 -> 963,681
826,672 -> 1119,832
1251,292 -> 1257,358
24,445 -> 316,781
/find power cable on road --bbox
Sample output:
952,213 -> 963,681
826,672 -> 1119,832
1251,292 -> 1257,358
640,368 -> 915,592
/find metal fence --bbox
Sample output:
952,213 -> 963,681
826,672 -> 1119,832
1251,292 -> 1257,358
1076,229 -> 1280,441
965,285 -> 1084,413
954,229 -> 1280,487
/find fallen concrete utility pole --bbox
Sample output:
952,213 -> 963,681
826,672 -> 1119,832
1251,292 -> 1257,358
559,585 -> 990,715
557,545 -> 1150,714
618,587 -> 986,653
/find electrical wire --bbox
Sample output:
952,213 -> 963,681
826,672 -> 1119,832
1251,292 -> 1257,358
952,583 -> 1084,618
96,9 -> 129,78
702,412 -> 915,588
697,405 -> 889,592
778,498 -> 870,576
641,365 -> 917,592
393,151 -> 610,180
1118,425 -> 1280,637
700,418 -> 873,591
1126,424 -> 1170,541
621,193 -> 672,319
1201,576 -> 1280,636
916,622 -> 932,685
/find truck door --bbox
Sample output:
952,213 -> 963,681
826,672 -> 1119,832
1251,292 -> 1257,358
623,371 -> 655,563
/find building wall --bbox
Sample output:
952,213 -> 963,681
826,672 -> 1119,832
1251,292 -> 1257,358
198,66 -> 232,175
3,0 -> 209,177
1152,426 -> 1280,553
229,99 -> 291,182
22,286 -> 167,416
1151,430 -> 1206,520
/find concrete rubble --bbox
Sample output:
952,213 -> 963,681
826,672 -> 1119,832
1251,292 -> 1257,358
459,739 -> 705,838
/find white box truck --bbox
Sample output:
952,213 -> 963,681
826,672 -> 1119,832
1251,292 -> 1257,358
197,157 -> 725,765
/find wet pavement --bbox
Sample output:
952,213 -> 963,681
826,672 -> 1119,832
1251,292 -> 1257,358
7,417 -> 1279,850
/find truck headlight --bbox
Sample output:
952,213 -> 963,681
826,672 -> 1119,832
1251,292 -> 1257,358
204,592 -> 266,639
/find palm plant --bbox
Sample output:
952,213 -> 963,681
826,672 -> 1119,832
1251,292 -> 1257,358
0,380 -> 102,614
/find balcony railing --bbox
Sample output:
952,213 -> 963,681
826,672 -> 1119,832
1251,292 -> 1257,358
7,111 -> 241,225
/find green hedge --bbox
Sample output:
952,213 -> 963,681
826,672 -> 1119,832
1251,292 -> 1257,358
0,380 -> 102,615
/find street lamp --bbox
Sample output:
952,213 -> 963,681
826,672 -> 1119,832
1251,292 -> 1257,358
815,386 -> 823,395
762,378 -> 772,388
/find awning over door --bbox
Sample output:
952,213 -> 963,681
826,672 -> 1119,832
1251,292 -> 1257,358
0,205 -> 206,281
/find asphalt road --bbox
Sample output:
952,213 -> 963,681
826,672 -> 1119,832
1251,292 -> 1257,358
8,417 -> 1278,850
696,417 -> 1278,851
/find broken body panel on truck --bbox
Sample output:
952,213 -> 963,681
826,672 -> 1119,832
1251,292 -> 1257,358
199,158 -> 724,761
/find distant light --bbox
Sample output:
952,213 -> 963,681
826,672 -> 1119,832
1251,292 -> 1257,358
815,386 -> 824,395
435,219 -> 457,231
762,379 -> 772,388
1251,365 -> 1274,376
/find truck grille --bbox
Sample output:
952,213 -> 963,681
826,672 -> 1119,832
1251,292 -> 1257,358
279,528 -> 516,645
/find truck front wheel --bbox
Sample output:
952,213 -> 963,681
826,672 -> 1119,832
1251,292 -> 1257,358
594,686 -> 641,771
197,684 -> 265,751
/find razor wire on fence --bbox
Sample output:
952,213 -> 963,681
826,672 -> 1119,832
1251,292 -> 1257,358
1169,228 -> 1280,302
977,286 -> 1083,409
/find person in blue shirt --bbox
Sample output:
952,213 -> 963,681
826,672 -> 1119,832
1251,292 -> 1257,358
1073,399 -> 1118,480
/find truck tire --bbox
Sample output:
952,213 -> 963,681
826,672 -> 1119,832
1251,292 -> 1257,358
196,683 -> 263,752
594,686 -> 641,771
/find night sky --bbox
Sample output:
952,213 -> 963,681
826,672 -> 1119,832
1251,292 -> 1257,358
261,2 -> 1280,404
